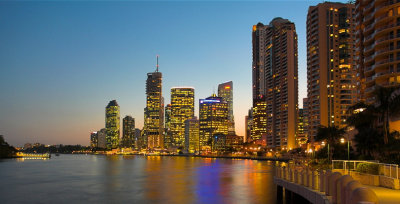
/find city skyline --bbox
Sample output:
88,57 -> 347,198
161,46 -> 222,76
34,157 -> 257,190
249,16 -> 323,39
0,0 -> 349,146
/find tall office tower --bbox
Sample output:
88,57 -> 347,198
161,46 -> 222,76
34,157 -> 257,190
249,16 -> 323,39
199,94 -> 229,149
356,0 -> 400,103
218,81 -> 235,134
144,56 -> 164,149
170,87 -> 195,147
106,100 -> 120,150
251,96 -> 267,141
164,104 -> 172,148
122,116 -> 135,148
134,128 -> 142,149
245,108 -> 253,143
307,2 -> 357,142
184,117 -> 200,153
252,18 -> 298,150
302,98 -> 309,142
90,132 -> 98,148
97,128 -> 107,149
297,109 -> 307,146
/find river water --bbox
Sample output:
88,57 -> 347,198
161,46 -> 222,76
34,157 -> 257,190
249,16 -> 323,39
0,155 -> 277,204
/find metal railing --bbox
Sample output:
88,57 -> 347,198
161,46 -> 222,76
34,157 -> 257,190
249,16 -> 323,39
332,160 -> 399,179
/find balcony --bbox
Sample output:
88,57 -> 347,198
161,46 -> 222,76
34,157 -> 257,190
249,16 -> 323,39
376,23 -> 395,33
363,12 -> 375,22
364,22 -> 375,33
363,1 -> 375,12
375,47 -> 393,55
375,1 -> 396,10
365,86 -> 376,93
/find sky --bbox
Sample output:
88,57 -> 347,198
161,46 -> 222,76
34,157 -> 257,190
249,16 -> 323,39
0,0 -> 348,146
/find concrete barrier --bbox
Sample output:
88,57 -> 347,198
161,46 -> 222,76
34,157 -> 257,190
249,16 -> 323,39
312,171 -> 319,190
379,175 -> 400,190
336,175 -> 353,204
307,170 -> 312,187
328,172 -> 342,203
349,187 -> 378,204
319,170 -> 325,192
346,180 -> 362,204
324,170 -> 332,194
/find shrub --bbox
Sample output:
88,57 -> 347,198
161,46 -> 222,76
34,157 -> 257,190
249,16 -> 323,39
356,163 -> 379,175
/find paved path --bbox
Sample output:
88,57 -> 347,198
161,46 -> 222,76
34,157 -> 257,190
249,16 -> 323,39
367,185 -> 400,204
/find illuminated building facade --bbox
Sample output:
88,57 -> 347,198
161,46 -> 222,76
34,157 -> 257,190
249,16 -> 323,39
296,109 -> 307,146
170,87 -> 195,147
251,97 -> 267,141
307,2 -> 357,142
97,128 -> 106,149
213,135 -> 243,152
252,18 -> 298,150
184,117 -> 199,153
245,108 -> 253,143
164,104 -> 172,148
122,115 -> 135,148
144,59 -> 164,149
302,98 -> 309,142
90,132 -> 98,148
134,128 -> 142,149
218,81 -> 235,134
106,100 -> 120,150
356,0 -> 400,103
199,95 -> 229,149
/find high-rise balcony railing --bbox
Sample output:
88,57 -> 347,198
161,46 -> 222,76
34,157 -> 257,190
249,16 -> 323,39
364,22 -> 375,33
364,32 -> 375,42
375,1 -> 397,10
375,13 -> 387,22
376,35 -> 394,43
364,54 -> 375,62
363,12 -> 375,22
375,47 -> 392,55
376,23 -> 395,33
364,1 -> 375,12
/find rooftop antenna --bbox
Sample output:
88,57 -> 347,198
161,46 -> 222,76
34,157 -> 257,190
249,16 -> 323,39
156,55 -> 159,72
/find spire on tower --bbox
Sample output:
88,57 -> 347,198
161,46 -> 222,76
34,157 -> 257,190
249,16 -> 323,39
156,55 -> 159,72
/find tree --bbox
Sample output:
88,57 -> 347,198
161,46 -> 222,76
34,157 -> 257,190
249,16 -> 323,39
373,86 -> 400,144
315,126 -> 345,161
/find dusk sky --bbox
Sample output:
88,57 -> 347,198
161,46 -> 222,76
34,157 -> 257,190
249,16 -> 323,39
0,0 -> 347,146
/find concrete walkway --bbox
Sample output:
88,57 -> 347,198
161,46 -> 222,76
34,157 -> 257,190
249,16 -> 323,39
367,185 -> 400,204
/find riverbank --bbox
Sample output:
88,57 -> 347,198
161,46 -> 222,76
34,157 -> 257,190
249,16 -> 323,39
87,152 -> 291,162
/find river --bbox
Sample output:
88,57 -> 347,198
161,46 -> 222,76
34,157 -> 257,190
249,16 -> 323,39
0,154 -> 277,204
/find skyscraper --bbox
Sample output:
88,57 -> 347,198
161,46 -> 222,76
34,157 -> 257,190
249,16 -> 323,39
164,104 -> 172,148
199,94 -> 228,150
251,96 -> 267,141
307,2 -> 357,142
302,98 -> 309,143
252,18 -> 298,150
185,117 -> 200,153
97,128 -> 107,149
356,0 -> 400,103
90,132 -> 98,148
106,100 -> 120,150
297,109 -> 307,146
122,115 -> 135,148
144,56 -> 164,149
170,87 -> 195,147
245,108 -> 253,143
218,81 -> 235,135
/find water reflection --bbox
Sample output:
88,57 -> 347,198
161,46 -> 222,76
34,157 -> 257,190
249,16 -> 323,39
1,155 -> 277,204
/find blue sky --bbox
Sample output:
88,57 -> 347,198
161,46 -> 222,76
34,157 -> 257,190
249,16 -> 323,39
0,0 -> 347,146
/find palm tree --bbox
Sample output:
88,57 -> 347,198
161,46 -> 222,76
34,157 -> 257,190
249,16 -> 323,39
315,126 -> 345,161
373,86 -> 400,144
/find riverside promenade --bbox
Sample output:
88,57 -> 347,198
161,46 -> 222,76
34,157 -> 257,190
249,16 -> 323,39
274,161 -> 400,204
